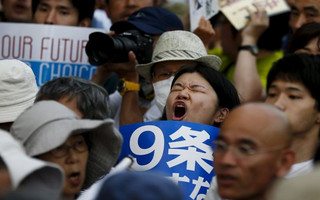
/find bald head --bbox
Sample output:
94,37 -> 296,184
214,103 -> 295,200
221,103 -> 293,147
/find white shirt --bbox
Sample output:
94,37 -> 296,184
285,160 -> 314,179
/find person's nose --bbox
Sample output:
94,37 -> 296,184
45,10 -> 56,24
290,14 -> 306,32
177,89 -> 190,100
272,94 -> 286,111
65,148 -> 80,164
214,147 -> 237,168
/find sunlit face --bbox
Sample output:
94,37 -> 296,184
214,109 -> 288,200
165,72 -> 219,125
266,80 -> 320,136
37,135 -> 89,198
1,0 -> 32,22
295,37 -> 320,55
289,0 -> 320,32
58,96 -> 84,118
33,0 -> 80,26
105,0 -> 154,23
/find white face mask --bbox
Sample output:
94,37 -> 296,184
152,76 -> 175,112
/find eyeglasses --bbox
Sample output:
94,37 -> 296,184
50,140 -> 88,158
212,140 -> 286,159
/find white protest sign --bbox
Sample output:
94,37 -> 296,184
220,0 -> 290,30
189,0 -> 219,31
0,23 -> 105,86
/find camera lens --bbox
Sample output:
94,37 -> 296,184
86,32 -> 137,65
85,31 -> 153,65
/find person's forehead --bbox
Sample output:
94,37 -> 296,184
220,119 -> 259,141
174,72 -> 209,84
220,108 -> 280,144
269,79 -> 310,93
66,134 -> 83,143
39,0 -> 74,7
294,0 -> 320,10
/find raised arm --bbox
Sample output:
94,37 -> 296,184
193,16 -> 216,51
233,5 -> 269,102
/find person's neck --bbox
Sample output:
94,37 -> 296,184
291,126 -> 319,163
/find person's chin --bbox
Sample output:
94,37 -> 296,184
64,173 -> 84,195
218,188 -> 240,200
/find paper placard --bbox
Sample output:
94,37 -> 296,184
189,0 -> 219,31
119,120 -> 220,200
220,0 -> 290,30
0,23 -> 104,86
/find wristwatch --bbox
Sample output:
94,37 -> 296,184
117,78 -> 140,96
238,45 -> 259,56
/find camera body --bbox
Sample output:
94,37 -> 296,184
85,30 -> 154,66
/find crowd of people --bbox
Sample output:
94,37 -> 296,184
1,0 -> 320,199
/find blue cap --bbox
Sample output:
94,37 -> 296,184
110,6 -> 184,35
95,171 -> 184,200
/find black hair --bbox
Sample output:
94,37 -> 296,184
35,76 -> 111,120
32,0 -> 95,22
267,53 -> 320,110
257,12 -> 290,51
162,63 -> 240,127
286,22 -> 320,54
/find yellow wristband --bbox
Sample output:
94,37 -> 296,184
117,78 -> 140,96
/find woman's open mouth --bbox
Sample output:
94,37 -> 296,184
172,102 -> 186,120
68,172 -> 82,187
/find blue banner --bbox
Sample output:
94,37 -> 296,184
119,120 -> 219,200
22,60 -> 96,86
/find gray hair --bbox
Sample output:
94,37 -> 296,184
35,76 -> 111,120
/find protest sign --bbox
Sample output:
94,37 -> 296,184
220,0 -> 290,30
119,120 -> 219,200
189,0 -> 219,31
0,23 -> 104,86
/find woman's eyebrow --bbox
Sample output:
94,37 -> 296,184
172,82 -> 183,87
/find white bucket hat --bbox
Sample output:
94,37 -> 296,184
0,129 -> 64,199
136,30 -> 222,80
0,59 -> 38,123
10,100 -> 123,189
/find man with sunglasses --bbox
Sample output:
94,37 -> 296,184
212,103 -> 295,200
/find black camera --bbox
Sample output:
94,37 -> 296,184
85,30 -> 154,66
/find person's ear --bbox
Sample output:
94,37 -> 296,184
78,18 -> 91,27
276,149 -> 295,177
213,108 -> 229,124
